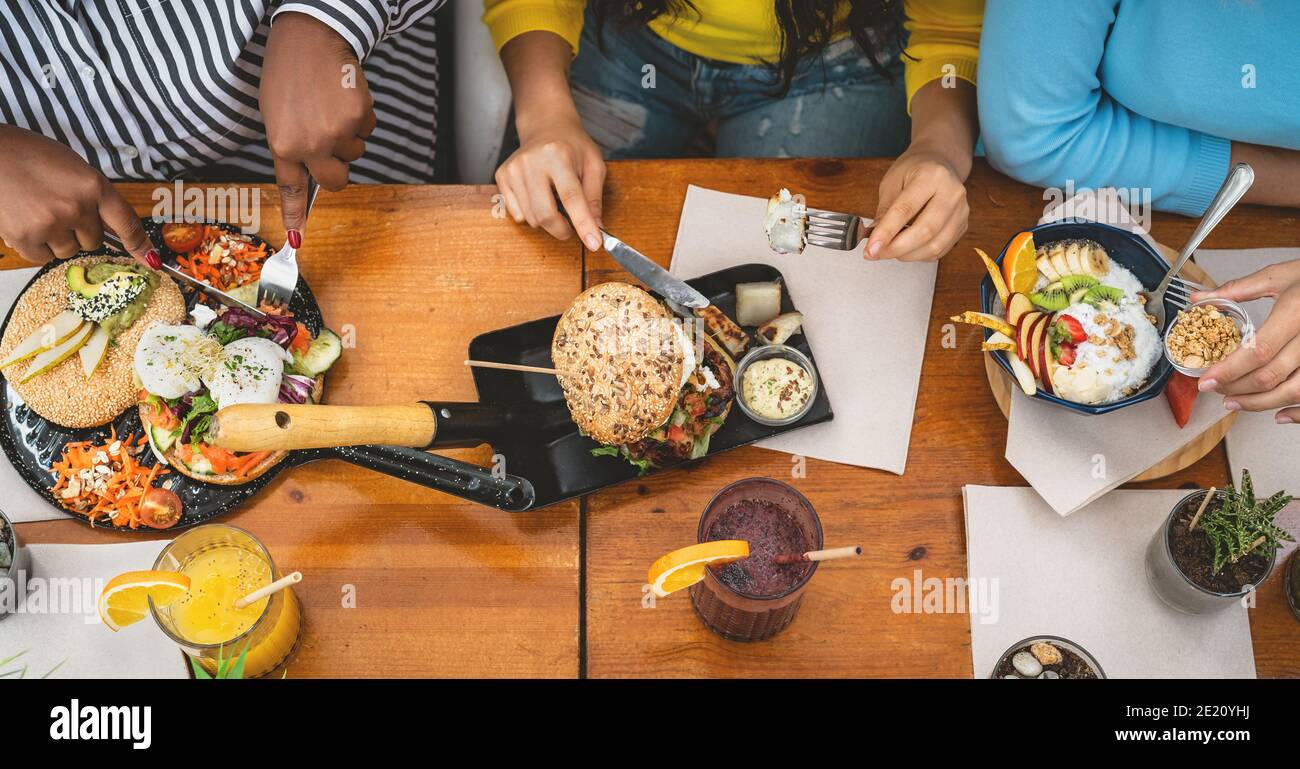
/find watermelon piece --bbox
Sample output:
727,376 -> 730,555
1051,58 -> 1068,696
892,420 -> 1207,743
1165,372 -> 1199,428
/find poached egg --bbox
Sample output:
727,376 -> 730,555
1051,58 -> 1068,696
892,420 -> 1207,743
134,324 -> 290,407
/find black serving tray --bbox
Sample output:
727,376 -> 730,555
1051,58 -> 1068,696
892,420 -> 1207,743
466,262 -> 833,508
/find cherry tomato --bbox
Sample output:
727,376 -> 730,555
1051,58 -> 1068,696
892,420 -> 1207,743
161,223 -> 204,254
139,487 -> 183,529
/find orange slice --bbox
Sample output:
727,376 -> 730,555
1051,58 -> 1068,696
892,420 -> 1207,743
98,570 -> 190,631
647,540 -> 749,598
1001,231 -> 1038,294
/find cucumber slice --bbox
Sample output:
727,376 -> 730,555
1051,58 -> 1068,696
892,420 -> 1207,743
151,423 -> 177,453
291,328 -> 342,377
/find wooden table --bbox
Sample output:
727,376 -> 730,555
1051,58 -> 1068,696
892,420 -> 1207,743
2,160 -> 1296,677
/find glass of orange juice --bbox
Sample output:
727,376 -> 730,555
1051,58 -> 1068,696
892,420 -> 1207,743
149,524 -> 302,678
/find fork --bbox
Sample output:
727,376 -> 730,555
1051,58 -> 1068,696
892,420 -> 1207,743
1145,163 -> 1254,330
804,208 -> 874,251
258,175 -> 320,309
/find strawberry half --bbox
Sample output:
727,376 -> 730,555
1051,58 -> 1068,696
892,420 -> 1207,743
1057,314 -> 1087,344
1057,342 -> 1077,367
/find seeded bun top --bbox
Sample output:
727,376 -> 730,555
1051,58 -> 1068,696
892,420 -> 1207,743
0,256 -> 186,428
551,282 -> 684,446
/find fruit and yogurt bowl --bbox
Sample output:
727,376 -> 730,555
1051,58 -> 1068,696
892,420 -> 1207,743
964,220 -> 1176,416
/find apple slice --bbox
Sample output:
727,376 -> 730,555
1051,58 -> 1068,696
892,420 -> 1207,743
19,321 -> 93,383
1036,320 -> 1055,395
78,325 -> 110,377
1017,311 -> 1044,361
1025,314 -> 1049,379
1005,293 -> 1035,328
982,330 -> 1017,354
1007,354 -> 1037,396
0,311 -> 86,370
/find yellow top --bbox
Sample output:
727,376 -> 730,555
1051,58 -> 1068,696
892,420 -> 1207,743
482,0 -> 982,110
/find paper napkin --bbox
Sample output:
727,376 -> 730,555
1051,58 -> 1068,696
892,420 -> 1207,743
1002,190 -> 1225,516
964,485 -> 1256,679
668,185 -> 938,474
0,541 -> 188,679
0,267 -> 66,523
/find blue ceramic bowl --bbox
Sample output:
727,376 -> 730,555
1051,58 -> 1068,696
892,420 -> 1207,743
979,219 -> 1175,416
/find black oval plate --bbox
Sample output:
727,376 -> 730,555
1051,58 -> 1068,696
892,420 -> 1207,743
0,220 -> 325,532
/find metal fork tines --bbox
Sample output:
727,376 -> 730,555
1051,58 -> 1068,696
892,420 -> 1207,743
1145,163 -> 1253,329
805,208 -> 872,251
258,176 -> 320,309
1164,276 -> 1208,311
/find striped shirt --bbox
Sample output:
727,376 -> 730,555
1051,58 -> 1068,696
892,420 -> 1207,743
0,1 -> 444,184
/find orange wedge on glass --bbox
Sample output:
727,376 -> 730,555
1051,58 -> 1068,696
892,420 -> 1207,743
98,570 -> 190,631
1001,231 -> 1038,294
648,540 -> 749,598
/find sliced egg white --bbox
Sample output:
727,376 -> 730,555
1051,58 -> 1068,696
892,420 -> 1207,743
203,337 -> 291,409
134,324 -> 222,399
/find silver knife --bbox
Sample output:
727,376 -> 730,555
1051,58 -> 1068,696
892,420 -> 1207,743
601,230 -> 710,310
100,231 -> 269,320
157,263 -> 269,320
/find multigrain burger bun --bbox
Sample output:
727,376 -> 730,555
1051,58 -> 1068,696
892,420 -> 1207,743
0,256 -> 185,428
139,374 -> 325,485
551,282 -> 684,446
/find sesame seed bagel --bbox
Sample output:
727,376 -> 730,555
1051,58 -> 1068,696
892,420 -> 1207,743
551,282 -> 685,446
139,374 -> 325,485
0,256 -> 185,428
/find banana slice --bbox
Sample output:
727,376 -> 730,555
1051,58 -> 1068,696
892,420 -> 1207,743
1084,242 -> 1110,276
1036,248 -> 1060,282
1049,243 -> 1070,278
1064,241 -> 1083,275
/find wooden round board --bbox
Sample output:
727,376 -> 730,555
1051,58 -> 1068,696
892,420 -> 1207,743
984,256 -> 1235,481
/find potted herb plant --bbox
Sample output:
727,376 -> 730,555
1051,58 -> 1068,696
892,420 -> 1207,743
0,509 -> 31,619
1285,549 -> 1300,624
1145,470 -> 1294,614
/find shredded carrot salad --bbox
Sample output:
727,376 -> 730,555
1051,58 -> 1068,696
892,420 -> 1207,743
50,428 -> 170,528
174,226 -> 268,291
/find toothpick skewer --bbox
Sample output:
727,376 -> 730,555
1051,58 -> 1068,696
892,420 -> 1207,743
1188,487 -> 1216,531
234,571 -> 301,610
774,545 -> 863,565
464,359 -> 564,377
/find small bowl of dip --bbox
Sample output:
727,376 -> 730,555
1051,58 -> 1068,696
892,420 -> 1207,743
1163,298 -> 1253,378
735,344 -> 819,427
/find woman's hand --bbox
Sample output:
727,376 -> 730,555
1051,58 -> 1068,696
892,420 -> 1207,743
261,12 -> 376,240
0,125 -> 158,267
495,113 -> 605,251
865,80 -> 976,263
494,31 -> 605,251
1195,259 -> 1300,424
867,146 -> 970,261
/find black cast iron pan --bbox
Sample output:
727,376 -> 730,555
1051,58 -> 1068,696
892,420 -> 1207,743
0,221 -> 537,530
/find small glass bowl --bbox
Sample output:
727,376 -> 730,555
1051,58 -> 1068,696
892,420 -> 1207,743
734,344 -> 819,427
1162,298 -> 1253,377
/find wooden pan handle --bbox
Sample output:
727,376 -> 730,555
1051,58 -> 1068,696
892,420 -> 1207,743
207,403 -> 437,452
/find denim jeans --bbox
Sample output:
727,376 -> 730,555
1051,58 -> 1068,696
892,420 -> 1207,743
568,14 -> 910,159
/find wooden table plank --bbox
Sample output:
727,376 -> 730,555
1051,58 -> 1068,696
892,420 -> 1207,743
584,158 -> 1300,678
3,184 -> 583,678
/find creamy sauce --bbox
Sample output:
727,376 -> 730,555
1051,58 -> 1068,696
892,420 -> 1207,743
742,357 -> 812,420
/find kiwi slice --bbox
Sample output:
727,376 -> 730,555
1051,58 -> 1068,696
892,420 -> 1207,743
1030,287 -> 1071,312
1060,274 -> 1099,292
1084,284 -> 1124,307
